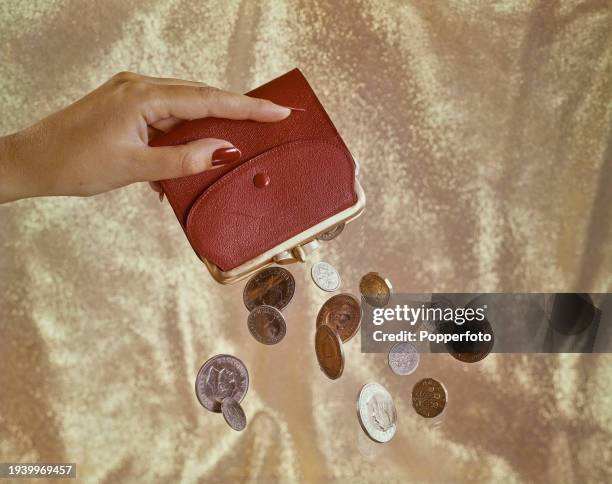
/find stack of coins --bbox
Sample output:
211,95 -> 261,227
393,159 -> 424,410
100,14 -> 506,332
195,258 -> 459,434
243,267 -> 295,345
195,354 -> 249,431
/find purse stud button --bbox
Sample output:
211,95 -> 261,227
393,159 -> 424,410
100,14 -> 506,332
253,173 -> 270,188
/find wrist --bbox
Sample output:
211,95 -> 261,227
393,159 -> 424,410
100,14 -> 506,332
0,131 -> 43,203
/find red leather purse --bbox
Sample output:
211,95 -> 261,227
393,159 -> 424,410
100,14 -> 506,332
151,68 -> 365,284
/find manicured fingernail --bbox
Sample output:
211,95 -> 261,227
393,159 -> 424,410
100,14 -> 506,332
284,106 -> 306,112
211,147 -> 241,166
159,191 -> 165,202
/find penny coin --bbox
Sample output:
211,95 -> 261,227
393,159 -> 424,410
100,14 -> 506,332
316,294 -> 361,342
247,305 -> 286,345
195,355 -> 249,413
221,397 -> 247,431
412,378 -> 447,418
317,223 -> 345,242
359,272 -> 392,307
311,261 -> 341,292
315,324 -> 344,380
442,316 -> 494,363
357,383 -> 397,443
243,267 -> 295,311
388,342 -> 420,375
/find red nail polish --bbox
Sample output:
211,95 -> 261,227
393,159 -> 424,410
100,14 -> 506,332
211,147 -> 241,166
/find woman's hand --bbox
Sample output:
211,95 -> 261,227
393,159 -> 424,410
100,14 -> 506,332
0,72 -> 290,203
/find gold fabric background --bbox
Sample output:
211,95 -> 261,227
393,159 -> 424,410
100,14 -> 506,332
1,1 -> 611,482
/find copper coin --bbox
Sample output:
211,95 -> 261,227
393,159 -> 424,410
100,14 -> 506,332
317,223 -> 345,241
359,272 -> 392,307
221,397 -> 247,431
243,267 -> 295,311
315,324 -> 344,380
316,294 -> 361,342
247,305 -> 286,345
195,355 -> 249,413
412,378 -> 447,418
443,316 -> 494,363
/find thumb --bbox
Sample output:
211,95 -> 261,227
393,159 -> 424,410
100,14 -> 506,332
136,138 -> 241,181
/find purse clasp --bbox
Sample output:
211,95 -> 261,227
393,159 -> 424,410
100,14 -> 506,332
273,239 -> 321,264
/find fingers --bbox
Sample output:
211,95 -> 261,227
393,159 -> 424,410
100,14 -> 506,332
149,181 -> 163,193
111,71 -> 292,129
142,84 -> 291,124
112,71 -> 208,88
148,181 -> 165,201
134,138 -> 241,182
150,116 -> 183,133
133,75 -> 209,88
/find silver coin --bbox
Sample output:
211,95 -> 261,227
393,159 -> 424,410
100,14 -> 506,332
221,397 -> 247,431
317,223 -> 345,242
357,383 -> 397,443
388,342 -> 420,375
247,305 -> 286,345
311,261 -> 341,292
195,355 -> 249,413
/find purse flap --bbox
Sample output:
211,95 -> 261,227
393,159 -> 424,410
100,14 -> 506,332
186,139 -> 357,272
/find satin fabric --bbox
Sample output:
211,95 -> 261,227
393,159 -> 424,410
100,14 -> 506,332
0,1 -> 610,482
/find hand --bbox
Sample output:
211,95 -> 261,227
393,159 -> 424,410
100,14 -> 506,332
0,72 -> 291,203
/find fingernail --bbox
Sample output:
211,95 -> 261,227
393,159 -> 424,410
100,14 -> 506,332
284,106 -> 306,112
159,191 -> 165,202
211,147 -> 241,166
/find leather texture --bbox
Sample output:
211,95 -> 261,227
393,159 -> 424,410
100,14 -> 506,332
151,68 -> 358,271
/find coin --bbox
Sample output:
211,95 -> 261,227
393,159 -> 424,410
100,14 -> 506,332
412,378 -> 447,418
316,294 -> 361,342
357,383 -> 397,443
315,324 -> 344,379
388,342 -> 420,375
247,305 -> 286,345
221,397 -> 247,431
311,261 -> 341,292
243,267 -> 295,311
195,355 -> 249,413
317,223 -> 345,242
359,272 -> 392,307
441,315 -> 494,363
